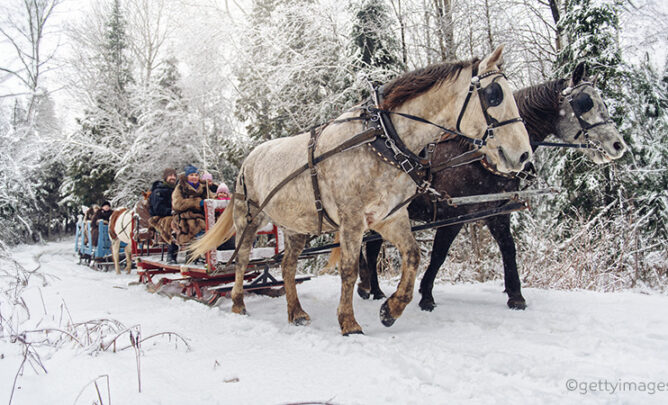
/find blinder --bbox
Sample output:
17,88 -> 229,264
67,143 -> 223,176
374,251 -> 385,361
482,81 -> 503,107
570,92 -> 594,115
456,69 -> 524,145
562,82 -> 614,141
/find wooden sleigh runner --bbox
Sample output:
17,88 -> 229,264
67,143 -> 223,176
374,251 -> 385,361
135,199 -> 311,305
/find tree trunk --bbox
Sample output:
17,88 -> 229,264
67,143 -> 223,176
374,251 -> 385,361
548,0 -> 563,52
484,0 -> 495,52
433,0 -> 456,61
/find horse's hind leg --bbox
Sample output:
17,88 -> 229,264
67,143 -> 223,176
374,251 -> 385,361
230,204 -> 263,315
371,212 -> 419,327
282,232 -> 310,325
111,238 -> 121,274
365,238 -> 386,300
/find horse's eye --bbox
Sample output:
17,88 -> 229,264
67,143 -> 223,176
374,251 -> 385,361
571,92 -> 594,115
483,82 -> 503,107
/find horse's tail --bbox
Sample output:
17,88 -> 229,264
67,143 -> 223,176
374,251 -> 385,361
188,196 -> 236,259
320,232 -> 341,275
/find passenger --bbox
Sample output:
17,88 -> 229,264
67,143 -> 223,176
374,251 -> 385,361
172,164 -> 208,262
215,183 -> 231,200
148,168 -> 179,263
90,201 -> 113,247
84,204 -> 99,222
83,204 -> 99,245
200,171 -> 218,199
214,182 -> 235,251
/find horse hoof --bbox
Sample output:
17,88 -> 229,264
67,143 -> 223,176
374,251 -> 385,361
379,301 -> 396,327
507,297 -> 527,310
357,286 -> 371,300
371,290 -> 386,300
232,306 -> 247,315
343,329 -> 364,337
293,316 -> 311,326
419,298 -> 436,312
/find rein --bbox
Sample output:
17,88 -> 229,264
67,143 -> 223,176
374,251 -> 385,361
222,67 -> 526,265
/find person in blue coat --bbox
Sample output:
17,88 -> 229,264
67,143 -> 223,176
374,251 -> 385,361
148,168 -> 179,263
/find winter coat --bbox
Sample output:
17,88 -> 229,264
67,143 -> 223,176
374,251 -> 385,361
171,176 -> 208,245
90,208 -> 113,246
149,180 -> 175,217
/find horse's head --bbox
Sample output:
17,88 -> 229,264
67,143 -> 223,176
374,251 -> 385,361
457,45 -> 533,173
556,62 -> 627,163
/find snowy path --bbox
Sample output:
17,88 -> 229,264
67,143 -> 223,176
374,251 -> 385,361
1,239 -> 667,404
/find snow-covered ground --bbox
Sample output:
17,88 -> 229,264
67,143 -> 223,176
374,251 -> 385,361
2,239 -> 667,404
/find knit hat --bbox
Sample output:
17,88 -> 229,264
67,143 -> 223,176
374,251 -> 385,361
216,183 -> 229,194
101,201 -> 111,208
200,171 -> 213,182
184,164 -> 198,176
163,167 -> 177,180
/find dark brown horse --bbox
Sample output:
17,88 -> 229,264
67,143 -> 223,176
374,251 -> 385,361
346,63 -> 627,310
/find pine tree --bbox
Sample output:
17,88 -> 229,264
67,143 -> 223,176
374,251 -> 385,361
68,0 -> 135,206
349,0 -> 405,98
549,0 -> 626,218
234,0 -> 353,140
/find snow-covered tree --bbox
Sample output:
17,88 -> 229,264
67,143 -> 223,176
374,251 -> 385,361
234,0 -> 355,141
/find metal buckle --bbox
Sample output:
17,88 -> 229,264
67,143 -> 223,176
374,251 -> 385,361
400,159 -> 414,173
314,200 -> 323,212
516,170 -> 529,181
472,138 -> 485,147
310,166 -> 317,176
426,143 -> 436,154
486,127 -> 495,139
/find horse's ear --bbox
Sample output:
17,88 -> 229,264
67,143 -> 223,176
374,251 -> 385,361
480,44 -> 505,71
591,73 -> 599,86
571,62 -> 586,86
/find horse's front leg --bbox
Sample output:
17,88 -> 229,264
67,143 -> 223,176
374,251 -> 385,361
372,212 -> 419,327
282,232 -> 310,325
337,218 -> 365,335
111,238 -> 121,275
419,224 -> 463,311
485,214 -> 526,309
124,242 -> 132,274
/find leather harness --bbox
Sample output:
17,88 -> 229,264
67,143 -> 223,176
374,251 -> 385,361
224,67 -> 526,265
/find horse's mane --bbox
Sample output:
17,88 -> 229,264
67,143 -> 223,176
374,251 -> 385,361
381,58 -> 480,110
514,78 -> 567,142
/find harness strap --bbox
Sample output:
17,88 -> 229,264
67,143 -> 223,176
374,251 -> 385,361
225,127 -> 381,266
429,148 -> 484,173
309,128 -> 338,234
530,141 -> 593,149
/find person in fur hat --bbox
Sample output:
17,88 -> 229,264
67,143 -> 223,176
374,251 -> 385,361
148,168 -> 179,263
91,201 -> 113,247
171,165 -> 208,258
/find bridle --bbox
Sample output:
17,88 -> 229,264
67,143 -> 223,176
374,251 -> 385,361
356,66 -> 524,194
562,81 -> 615,143
455,68 -> 525,146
